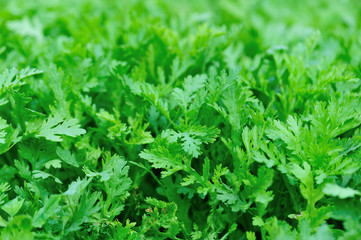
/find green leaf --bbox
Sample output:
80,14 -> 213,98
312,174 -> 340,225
63,178 -> 92,196
253,151 -> 275,168
0,117 -> 9,144
56,147 -> 79,167
323,183 -> 360,199
36,115 -> 86,142
141,198 -> 181,239
32,195 -> 61,228
252,216 -> 265,227
0,215 -> 7,227
1,197 -> 24,217
139,147 -> 184,178
180,132 -> 202,158
32,170 -> 62,184
44,160 -> 62,169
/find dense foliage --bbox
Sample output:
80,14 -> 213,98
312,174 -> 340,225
1,0 -> 361,239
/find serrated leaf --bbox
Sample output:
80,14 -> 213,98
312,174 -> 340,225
56,147 -> 79,167
181,132 -> 202,158
44,160 -> 62,169
253,151 -> 275,168
37,115 -> 86,142
63,178 -> 92,196
32,195 -> 61,228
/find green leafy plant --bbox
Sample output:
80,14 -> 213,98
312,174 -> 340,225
1,0 -> 361,239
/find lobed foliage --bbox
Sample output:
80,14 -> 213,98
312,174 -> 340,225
1,0 -> 361,239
